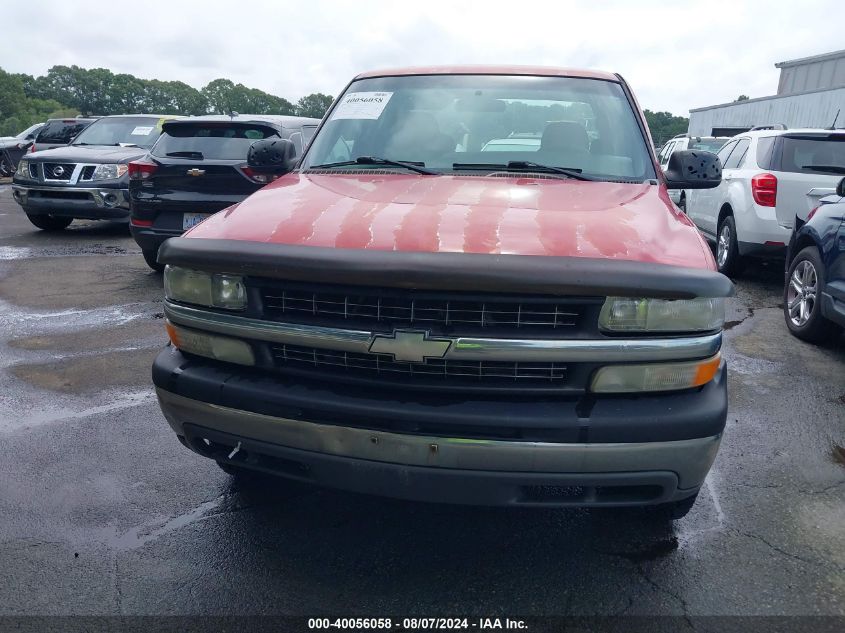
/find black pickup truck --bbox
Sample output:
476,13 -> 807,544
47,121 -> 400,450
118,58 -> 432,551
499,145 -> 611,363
12,114 -> 178,230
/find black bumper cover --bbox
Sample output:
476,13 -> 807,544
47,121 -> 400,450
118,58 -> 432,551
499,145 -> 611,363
152,348 -> 728,445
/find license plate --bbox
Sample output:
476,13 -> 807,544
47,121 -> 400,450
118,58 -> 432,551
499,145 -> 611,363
182,213 -> 210,230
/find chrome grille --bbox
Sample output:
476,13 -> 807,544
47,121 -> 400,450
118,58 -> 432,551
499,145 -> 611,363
43,163 -> 75,181
271,344 -> 567,385
260,285 -> 592,334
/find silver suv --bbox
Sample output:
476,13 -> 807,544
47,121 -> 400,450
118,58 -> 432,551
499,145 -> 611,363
685,128 -> 845,275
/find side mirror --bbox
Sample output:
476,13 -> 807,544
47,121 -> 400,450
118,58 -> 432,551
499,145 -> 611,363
664,150 -> 721,189
837,177 -> 845,198
247,138 -> 297,175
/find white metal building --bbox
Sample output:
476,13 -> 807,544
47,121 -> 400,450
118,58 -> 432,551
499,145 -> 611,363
688,49 -> 845,136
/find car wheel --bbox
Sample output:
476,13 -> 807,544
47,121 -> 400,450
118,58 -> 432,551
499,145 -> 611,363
653,492 -> 698,520
25,213 -> 73,231
716,215 -> 744,276
784,246 -> 840,343
142,248 -> 164,273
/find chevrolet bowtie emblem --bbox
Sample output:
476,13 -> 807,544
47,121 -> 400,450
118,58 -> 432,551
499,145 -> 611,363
186,168 -> 205,176
368,330 -> 452,363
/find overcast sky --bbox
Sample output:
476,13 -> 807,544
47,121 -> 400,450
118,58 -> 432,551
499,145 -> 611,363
3,0 -> 843,115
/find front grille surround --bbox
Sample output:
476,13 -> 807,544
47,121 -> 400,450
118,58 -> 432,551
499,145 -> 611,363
43,162 -> 75,181
253,279 -> 604,339
270,342 -> 567,388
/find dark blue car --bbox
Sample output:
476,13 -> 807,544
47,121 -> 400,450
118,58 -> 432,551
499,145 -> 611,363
784,177 -> 845,342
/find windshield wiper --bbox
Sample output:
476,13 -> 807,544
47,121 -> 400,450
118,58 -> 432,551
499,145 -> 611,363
801,165 -> 845,174
311,156 -> 436,175
166,151 -> 204,160
452,161 -> 594,181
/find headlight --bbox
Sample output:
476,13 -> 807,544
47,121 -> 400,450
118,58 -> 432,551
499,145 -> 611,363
591,353 -> 721,393
17,160 -> 30,177
599,297 -> 724,332
164,266 -> 246,310
165,321 -> 255,366
92,163 -> 129,180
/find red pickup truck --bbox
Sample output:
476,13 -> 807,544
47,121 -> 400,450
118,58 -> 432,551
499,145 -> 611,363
153,66 -> 730,519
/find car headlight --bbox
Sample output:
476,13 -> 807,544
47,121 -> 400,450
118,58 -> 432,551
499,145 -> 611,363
164,266 -> 246,310
165,321 -> 255,366
591,353 -> 721,393
599,297 -> 724,332
16,159 -> 30,177
92,163 -> 129,180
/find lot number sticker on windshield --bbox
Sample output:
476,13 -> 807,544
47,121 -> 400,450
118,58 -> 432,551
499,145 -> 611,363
331,92 -> 393,120
130,126 -> 154,136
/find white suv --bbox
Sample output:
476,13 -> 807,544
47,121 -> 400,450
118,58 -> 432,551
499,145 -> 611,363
657,134 -> 729,210
685,128 -> 845,275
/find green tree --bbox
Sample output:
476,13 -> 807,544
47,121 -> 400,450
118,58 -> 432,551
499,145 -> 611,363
295,93 -> 333,118
734,95 -> 750,102
0,68 -> 77,135
643,109 -> 689,147
202,78 -> 294,115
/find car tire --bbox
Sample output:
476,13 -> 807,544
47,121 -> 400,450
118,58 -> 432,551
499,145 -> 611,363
25,213 -> 73,231
716,215 -> 743,277
784,246 -> 840,343
142,248 -> 164,273
653,492 -> 698,520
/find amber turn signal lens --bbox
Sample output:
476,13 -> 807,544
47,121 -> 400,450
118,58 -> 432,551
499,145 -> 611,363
692,353 -> 722,387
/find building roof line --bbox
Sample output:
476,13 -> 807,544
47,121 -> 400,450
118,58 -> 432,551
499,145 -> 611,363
775,49 -> 845,68
689,85 -> 845,113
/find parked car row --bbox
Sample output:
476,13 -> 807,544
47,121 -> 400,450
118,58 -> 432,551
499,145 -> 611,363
10,113 -> 320,246
658,127 -> 845,344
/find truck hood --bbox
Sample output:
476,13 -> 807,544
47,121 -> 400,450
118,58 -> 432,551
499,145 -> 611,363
28,145 -> 148,164
186,173 -> 715,269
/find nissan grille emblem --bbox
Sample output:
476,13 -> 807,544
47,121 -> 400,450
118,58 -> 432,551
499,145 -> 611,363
52,166 -> 65,177
368,330 -> 452,364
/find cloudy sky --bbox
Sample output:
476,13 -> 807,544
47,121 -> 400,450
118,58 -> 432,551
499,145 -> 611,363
3,0 -> 843,115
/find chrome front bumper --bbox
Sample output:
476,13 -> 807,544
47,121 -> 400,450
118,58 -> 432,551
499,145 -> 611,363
157,388 -> 722,497
12,184 -> 129,211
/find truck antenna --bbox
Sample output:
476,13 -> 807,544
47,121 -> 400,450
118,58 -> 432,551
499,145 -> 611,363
828,109 -> 841,130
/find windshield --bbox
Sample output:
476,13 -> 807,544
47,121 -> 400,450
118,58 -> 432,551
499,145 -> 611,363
72,117 -> 166,148
37,120 -> 90,144
302,74 -> 655,180
16,123 -> 43,139
689,138 -> 728,153
152,124 -> 280,160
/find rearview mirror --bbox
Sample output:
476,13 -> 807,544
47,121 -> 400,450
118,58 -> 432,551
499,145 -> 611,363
247,138 -> 297,175
837,177 -> 845,197
664,150 -> 721,189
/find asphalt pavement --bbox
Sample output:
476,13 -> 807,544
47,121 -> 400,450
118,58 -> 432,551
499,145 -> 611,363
0,184 -> 843,619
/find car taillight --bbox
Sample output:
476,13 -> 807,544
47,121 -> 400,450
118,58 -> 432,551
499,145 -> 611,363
807,206 -> 820,221
239,165 -> 276,184
128,161 -> 158,180
30,144 -> 35,153
751,173 -> 777,207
